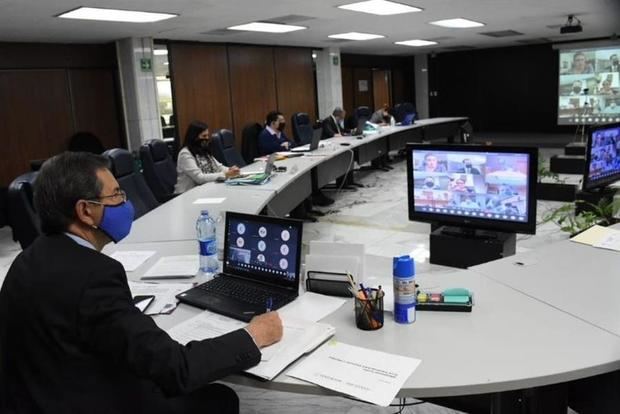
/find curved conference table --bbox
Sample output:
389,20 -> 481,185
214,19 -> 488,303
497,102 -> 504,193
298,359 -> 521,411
109,117 -> 620,406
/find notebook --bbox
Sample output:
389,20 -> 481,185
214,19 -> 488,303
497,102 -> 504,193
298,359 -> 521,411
176,212 -> 303,322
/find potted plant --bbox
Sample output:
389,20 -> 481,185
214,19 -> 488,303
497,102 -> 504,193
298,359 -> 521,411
536,158 -> 578,202
543,198 -> 620,236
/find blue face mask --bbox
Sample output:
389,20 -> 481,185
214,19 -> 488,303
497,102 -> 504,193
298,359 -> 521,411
97,200 -> 135,243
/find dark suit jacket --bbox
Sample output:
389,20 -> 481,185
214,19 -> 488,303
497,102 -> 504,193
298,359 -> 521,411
257,128 -> 289,156
0,234 -> 261,413
456,166 -> 481,175
321,115 -> 343,139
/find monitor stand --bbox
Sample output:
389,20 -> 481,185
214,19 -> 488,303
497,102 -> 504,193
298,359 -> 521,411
430,225 -> 516,269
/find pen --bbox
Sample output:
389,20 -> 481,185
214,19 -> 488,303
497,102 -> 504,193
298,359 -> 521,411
266,297 -> 273,312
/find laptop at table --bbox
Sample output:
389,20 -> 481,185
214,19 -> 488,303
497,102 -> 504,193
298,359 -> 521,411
176,212 -> 303,322
290,134 -> 321,153
237,153 -> 276,177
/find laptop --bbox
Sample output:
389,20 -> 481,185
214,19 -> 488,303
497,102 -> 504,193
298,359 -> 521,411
176,212 -> 303,322
237,153 -> 276,177
290,134 -> 321,153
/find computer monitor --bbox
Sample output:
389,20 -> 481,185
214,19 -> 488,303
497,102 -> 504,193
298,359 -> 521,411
406,144 -> 538,235
223,212 -> 303,290
583,122 -> 620,191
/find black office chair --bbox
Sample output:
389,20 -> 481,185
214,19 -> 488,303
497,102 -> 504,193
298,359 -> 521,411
211,129 -> 247,168
291,113 -> 313,146
241,122 -> 262,165
7,171 -> 41,249
392,103 -> 403,123
0,187 -> 7,229
355,106 -> 371,124
103,149 -> 159,219
67,131 -> 105,154
139,139 -> 177,203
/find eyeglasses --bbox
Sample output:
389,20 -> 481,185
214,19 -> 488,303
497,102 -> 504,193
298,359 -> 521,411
86,190 -> 127,205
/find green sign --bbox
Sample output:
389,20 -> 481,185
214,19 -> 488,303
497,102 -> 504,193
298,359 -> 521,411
140,58 -> 152,72
332,56 -> 339,66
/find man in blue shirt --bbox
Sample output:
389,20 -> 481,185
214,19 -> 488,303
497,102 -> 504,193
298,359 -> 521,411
257,111 -> 292,155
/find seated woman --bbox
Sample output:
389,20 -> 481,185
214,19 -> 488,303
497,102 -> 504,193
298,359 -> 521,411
174,121 -> 240,193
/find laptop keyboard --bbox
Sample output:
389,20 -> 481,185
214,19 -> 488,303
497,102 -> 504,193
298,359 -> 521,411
197,277 -> 291,307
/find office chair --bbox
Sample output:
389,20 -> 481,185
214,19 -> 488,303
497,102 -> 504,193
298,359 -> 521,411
67,131 -> 105,154
103,148 -> 159,219
211,129 -> 247,168
241,122 -> 262,165
355,106 -> 371,124
291,113 -> 313,146
392,103 -> 403,123
0,187 -> 7,229
400,102 -> 416,125
7,171 -> 41,249
139,139 -> 177,203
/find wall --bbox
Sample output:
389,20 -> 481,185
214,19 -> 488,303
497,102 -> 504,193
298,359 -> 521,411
168,42 -> 316,147
340,54 -> 416,115
428,43 -> 572,133
0,42 -> 124,187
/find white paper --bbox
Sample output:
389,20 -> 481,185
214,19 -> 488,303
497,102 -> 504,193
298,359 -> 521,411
278,292 -> 346,323
128,281 -> 193,315
143,255 -> 198,279
594,231 -> 620,252
109,250 -> 155,272
167,310 -> 335,380
193,197 -> 226,205
288,341 -> 422,407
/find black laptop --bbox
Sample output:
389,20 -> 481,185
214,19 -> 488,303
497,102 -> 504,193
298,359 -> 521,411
176,212 -> 303,322
290,133 -> 321,153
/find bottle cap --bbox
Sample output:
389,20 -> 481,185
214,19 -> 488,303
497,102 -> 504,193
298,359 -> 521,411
393,255 -> 414,277
200,210 -> 210,216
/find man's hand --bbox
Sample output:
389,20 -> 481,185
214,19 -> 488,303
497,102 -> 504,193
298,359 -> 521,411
225,166 -> 240,178
280,141 -> 290,150
246,312 -> 283,348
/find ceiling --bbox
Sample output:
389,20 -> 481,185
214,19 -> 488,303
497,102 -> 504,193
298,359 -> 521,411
0,0 -> 618,55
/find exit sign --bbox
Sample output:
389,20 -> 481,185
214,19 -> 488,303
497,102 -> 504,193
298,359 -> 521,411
140,58 -> 152,72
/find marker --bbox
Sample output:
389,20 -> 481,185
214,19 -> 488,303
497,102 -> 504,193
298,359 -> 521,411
266,297 -> 273,312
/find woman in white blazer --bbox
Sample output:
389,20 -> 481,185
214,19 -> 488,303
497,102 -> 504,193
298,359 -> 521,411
174,121 -> 240,193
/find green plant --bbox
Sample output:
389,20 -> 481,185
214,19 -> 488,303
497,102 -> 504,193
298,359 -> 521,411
543,198 -> 620,235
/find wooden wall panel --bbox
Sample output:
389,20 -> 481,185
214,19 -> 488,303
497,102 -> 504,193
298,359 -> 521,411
0,70 -> 73,186
341,66 -> 354,115
0,42 -> 117,69
372,69 -> 391,110
228,46 -> 277,145
353,68 -> 373,110
273,47 -> 316,128
169,44 -> 233,142
69,69 -> 123,149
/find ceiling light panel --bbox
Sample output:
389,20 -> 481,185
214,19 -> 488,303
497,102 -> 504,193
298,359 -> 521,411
395,39 -> 438,47
430,18 -> 485,28
338,0 -> 422,15
57,7 -> 178,23
227,22 -> 306,33
328,32 -> 385,41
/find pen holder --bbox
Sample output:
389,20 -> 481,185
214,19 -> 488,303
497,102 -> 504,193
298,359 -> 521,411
354,289 -> 384,331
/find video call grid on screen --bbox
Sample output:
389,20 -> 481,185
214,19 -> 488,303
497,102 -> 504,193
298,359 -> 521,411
558,45 -> 620,125
412,150 -> 531,223
225,218 -> 299,282
587,125 -> 620,185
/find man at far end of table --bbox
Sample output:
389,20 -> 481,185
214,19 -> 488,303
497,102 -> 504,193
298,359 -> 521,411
0,152 -> 282,414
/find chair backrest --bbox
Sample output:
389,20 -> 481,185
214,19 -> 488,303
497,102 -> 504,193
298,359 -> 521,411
241,122 -> 262,164
392,103 -> 403,123
139,139 -> 177,202
291,113 -> 313,145
7,171 -> 41,249
400,102 -> 417,125
103,148 -> 159,219
355,106 -> 371,120
67,132 -> 105,154
0,187 -> 7,228
211,129 -> 247,168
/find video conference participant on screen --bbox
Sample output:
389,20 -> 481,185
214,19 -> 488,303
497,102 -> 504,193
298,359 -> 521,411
606,54 -> 619,72
567,51 -> 595,74
417,152 -> 447,173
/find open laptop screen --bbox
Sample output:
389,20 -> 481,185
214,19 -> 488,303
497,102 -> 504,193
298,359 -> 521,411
223,212 -> 303,291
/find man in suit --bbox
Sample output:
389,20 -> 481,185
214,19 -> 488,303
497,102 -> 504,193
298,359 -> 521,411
0,152 -> 282,413
257,110 -> 293,156
321,107 -> 346,139
605,54 -> 619,72
457,158 -> 481,175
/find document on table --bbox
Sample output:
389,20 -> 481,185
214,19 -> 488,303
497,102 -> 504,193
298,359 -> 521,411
288,341 -> 422,407
142,255 -> 198,279
193,197 -> 226,205
593,231 -> 620,251
571,225 -> 620,251
109,250 -> 155,271
128,281 -> 192,315
167,310 -> 335,380
278,292 -> 346,323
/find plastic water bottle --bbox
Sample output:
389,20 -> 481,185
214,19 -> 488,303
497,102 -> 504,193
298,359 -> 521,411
196,210 -> 219,276
393,255 -> 416,324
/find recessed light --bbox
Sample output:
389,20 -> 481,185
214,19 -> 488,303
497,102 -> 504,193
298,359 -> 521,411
429,18 -> 485,28
227,22 -> 306,33
153,49 -> 168,56
338,0 -> 422,16
57,7 -> 178,23
395,39 -> 438,47
328,32 -> 385,41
